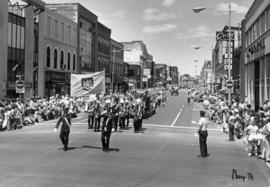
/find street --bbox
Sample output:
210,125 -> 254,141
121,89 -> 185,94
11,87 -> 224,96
0,90 -> 269,187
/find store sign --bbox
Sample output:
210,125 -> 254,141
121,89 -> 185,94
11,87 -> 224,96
143,69 -> 151,78
246,39 -> 265,57
216,31 -> 235,41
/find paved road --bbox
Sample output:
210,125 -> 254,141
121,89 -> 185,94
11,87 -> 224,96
0,90 -> 269,187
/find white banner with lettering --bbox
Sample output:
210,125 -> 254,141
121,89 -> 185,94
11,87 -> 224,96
71,71 -> 105,97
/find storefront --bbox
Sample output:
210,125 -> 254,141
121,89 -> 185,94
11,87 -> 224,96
244,0 -> 270,109
45,71 -> 70,97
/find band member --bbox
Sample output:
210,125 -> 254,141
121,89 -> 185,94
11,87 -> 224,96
85,100 -> 94,129
54,106 -> 71,151
133,100 -> 143,133
124,101 -> 130,129
118,101 -> 126,130
112,101 -> 120,132
94,102 -> 101,132
101,105 -> 113,152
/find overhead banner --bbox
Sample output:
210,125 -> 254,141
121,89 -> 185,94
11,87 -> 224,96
71,71 -> 105,97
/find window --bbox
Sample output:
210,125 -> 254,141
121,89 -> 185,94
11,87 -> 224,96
46,47 -> 51,67
68,25 -> 71,44
73,28 -> 77,45
67,52 -> 70,70
54,19 -> 58,39
47,16 -> 52,37
8,22 -> 12,47
20,27 -> 24,49
73,54 -> 76,71
60,51 -> 64,69
54,49 -> 57,68
61,22 -> 65,41
12,23 -> 16,48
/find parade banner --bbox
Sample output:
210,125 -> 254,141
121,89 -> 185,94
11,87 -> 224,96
71,71 -> 105,97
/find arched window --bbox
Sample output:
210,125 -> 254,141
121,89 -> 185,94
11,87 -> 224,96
46,46 -> 51,67
60,51 -> 64,69
67,52 -> 70,70
54,49 -> 57,68
73,54 -> 76,71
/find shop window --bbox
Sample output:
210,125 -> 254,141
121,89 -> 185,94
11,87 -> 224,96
46,46 -> 51,67
54,49 -> 57,69
73,54 -> 76,71
60,51 -> 64,69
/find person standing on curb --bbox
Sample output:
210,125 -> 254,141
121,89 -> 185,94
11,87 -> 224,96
54,106 -> 72,151
196,110 -> 210,158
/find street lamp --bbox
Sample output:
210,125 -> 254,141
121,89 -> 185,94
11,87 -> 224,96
193,2 -> 232,103
111,49 -> 130,93
192,7 -> 207,13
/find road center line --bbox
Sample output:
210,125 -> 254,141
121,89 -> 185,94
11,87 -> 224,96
170,105 -> 184,127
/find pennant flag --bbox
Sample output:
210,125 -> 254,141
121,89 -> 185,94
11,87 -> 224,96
71,71 -> 105,97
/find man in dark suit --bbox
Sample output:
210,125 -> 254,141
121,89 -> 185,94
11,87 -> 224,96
54,107 -> 71,151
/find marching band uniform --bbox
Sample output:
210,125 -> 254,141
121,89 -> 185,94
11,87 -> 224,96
54,108 -> 71,151
125,102 -> 130,129
94,103 -> 101,132
85,101 -> 94,129
112,104 -> 120,132
133,101 -> 143,133
101,106 -> 113,152
119,104 -> 126,130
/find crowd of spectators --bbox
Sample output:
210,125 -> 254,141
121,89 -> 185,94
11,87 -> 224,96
189,88 -> 270,163
0,88 -> 169,132
0,95 -> 83,131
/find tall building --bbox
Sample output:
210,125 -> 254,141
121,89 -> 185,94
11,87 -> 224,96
38,6 -> 78,97
47,3 -> 98,74
243,0 -> 270,109
169,66 -> 179,85
0,0 -> 45,98
122,41 -> 150,88
200,61 -> 213,90
212,25 -> 241,90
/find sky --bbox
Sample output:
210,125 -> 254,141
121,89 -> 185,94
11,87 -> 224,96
25,0 -> 254,76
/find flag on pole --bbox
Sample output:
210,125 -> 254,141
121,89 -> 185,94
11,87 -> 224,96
71,71 -> 105,97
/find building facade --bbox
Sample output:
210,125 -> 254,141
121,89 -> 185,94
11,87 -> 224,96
200,61 -> 213,90
97,22 -> 111,91
244,0 -> 270,109
212,26 -> 241,91
38,7 -> 78,97
111,39 -> 124,92
47,3 -> 98,74
0,0 -> 45,98
154,64 -> 167,87
169,66 -> 179,85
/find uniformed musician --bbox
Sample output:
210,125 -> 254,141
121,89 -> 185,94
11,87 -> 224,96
54,106 -> 72,151
101,102 -> 113,152
118,99 -> 125,130
85,100 -> 94,129
93,101 -> 101,132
